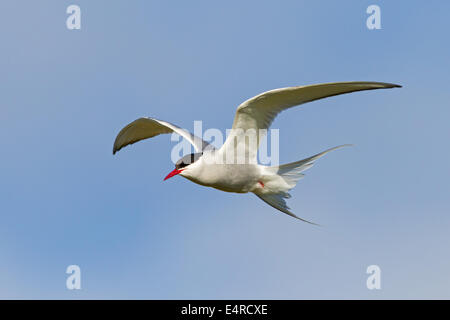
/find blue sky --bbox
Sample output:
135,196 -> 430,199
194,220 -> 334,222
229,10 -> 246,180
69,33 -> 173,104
1,1 -> 449,299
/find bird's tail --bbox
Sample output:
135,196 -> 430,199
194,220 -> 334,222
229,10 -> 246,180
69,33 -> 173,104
256,144 -> 351,223
275,144 -> 351,188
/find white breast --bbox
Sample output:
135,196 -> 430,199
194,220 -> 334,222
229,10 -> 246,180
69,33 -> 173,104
180,151 -> 262,193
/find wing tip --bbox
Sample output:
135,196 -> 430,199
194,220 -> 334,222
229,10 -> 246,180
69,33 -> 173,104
112,142 -> 121,155
383,82 -> 402,88
353,81 -> 402,89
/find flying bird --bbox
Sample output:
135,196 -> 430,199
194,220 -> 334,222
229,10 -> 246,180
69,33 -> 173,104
113,81 -> 401,223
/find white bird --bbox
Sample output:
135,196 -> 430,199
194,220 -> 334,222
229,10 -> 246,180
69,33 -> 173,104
113,81 -> 400,223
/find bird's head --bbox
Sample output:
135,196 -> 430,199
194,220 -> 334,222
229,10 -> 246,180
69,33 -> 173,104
164,152 -> 203,181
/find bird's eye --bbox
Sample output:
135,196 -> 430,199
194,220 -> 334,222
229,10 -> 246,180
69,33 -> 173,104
176,162 -> 187,170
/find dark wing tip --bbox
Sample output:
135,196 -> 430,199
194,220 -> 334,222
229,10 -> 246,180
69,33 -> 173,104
379,82 -> 402,88
112,137 -> 141,155
112,142 -> 120,155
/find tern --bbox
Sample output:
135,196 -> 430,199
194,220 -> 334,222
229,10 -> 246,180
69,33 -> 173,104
113,81 -> 400,223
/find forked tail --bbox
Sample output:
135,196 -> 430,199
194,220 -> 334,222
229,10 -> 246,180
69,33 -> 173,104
256,144 -> 352,224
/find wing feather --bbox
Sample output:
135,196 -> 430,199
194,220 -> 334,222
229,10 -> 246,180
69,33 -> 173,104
113,117 -> 211,154
221,81 -> 401,159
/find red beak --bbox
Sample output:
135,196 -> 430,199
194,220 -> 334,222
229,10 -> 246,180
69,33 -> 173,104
164,169 -> 183,181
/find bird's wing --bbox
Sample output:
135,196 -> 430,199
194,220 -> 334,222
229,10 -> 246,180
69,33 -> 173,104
113,117 -> 212,154
220,81 -> 401,160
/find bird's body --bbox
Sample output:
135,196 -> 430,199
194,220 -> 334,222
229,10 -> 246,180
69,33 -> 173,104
181,153 -> 261,193
113,81 -> 401,223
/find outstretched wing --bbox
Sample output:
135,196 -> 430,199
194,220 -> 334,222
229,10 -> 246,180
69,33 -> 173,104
220,81 -> 401,160
113,117 -> 212,154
